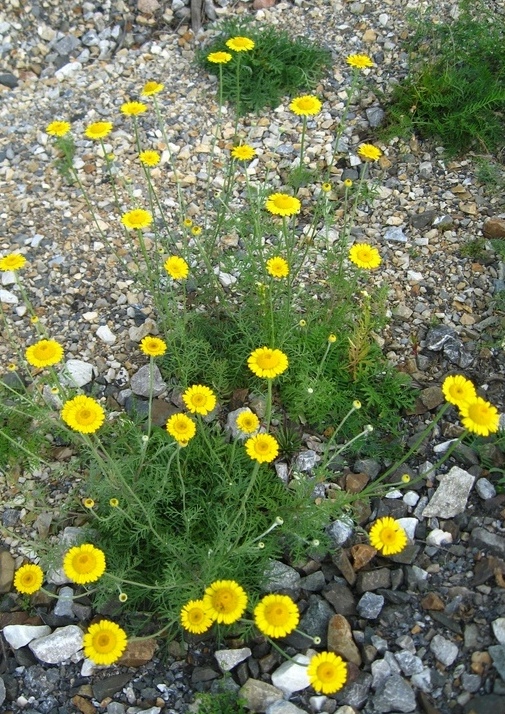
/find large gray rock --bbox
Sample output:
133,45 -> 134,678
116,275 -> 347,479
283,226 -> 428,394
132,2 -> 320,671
28,625 -> 83,664
214,647 -> 251,672
130,363 -> 167,397
429,634 -> 459,666
270,653 -> 310,696
373,674 -> 417,712
3,624 -> 51,649
470,527 -> 505,558
239,679 -> 283,712
422,466 -> 475,518
263,561 -> 301,593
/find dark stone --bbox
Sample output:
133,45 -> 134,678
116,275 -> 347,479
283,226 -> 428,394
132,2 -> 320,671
337,672 -> 373,708
373,673 -> 416,713
191,667 -> 220,684
356,568 -> 391,593
470,527 -> 505,558
0,73 -> 18,88
463,694 -> 505,714
322,581 -> 356,616
2,509 -> 21,526
92,673 -> 132,701
23,666 -> 60,697
410,209 -> 437,231
429,611 -> 463,635
286,595 -> 333,648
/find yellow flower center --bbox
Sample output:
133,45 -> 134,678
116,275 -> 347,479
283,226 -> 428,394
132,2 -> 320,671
95,633 -> 114,652
22,573 -> 35,585
318,663 -> 337,682
75,554 -> 95,572
273,196 -> 293,209
266,604 -> 289,625
189,609 -> 204,624
213,589 -> 235,612
380,527 -> 397,544
467,403 -> 489,424
257,352 -> 279,368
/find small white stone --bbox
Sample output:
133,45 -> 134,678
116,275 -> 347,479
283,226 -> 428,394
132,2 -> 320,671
426,528 -> 453,547
385,489 -> 403,499
83,311 -> 98,322
0,289 -> 18,304
396,517 -> 417,541
492,617 -> 505,645
2,624 -> 51,649
55,61 -> 83,80
270,653 -> 311,697
214,647 -> 251,672
403,491 -> 420,507
61,359 -> 95,387
96,325 -> 117,345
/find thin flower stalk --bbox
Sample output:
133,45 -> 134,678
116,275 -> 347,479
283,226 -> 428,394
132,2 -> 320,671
100,138 -> 121,212
320,403 -> 362,469
151,95 -> 187,223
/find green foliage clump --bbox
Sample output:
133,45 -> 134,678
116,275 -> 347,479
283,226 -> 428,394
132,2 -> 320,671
198,19 -> 332,115
383,0 -> 505,156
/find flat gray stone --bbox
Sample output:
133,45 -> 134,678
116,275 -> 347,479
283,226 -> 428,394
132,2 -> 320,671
490,645 -> 505,680
270,653 -> 310,697
263,561 -> 301,593
373,674 -> 417,712
429,634 -> 459,666
357,592 -> 384,619
492,618 -> 505,645
239,679 -> 283,712
327,519 -> 354,546
422,466 -> 475,518
130,363 -> 167,397
214,647 -> 251,672
266,702 -> 307,714
3,624 -> 51,649
470,527 -> 505,558
54,586 -> 75,618
28,625 -> 83,664
62,359 -> 94,387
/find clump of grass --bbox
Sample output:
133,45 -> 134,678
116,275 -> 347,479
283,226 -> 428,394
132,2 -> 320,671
382,0 -> 505,156
198,19 -> 332,115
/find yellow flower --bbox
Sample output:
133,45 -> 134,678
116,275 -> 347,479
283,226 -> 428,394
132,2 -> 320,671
289,95 -> 322,117
139,150 -> 161,167
83,620 -> 128,665
63,543 -> 106,584
226,36 -> 255,52
183,384 -> 217,416
236,410 -> 260,435
248,347 -> 289,379
83,498 -> 95,509
25,339 -> 64,368
191,226 -> 202,236
141,81 -> 164,96
207,51 -> 233,64
245,433 -> 279,463
121,101 -> 147,116
180,599 -> 213,635
352,399 -> 361,409
119,592 -> 128,602
343,178 -> 353,188
349,243 -> 381,270
13,564 -> 44,595
30,315 -> 39,324
7,363 -> 17,371
0,253 -> 27,271
442,375 -> 477,408
140,335 -> 167,357
321,182 -> 331,192
299,319 -> 307,327
203,579 -> 248,624
166,413 -> 196,444
183,218 -> 193,228
110,498 -> 119,507
346,54 -> 374,70
358,143 -> 382,162
164,255 -> 189,280
266,256 -> 289,279
254,594 -> 300,638
459,397 -> 500,437
265,193 -> 301,217
46,120 -> 71,137
369,516 -> 408,556
121,209 -> 153,230
307,652 -> 348,694
401,474 -> 411,483
231,144 -> 256,161
61,395 -> 105,434
328,334 -> 337,343
84,121 -> 113,140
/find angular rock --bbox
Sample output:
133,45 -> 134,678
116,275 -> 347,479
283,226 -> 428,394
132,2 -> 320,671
239,679 -> 284,712
429,634 -> 458,666
426,528 -> 453,546
422,466 -> 475,518
373,674 -> 417,712
96,325 -> 117,345
130,363 -> 167,397
327,519 -> 354,547
356,568 -> 391,593
470,527 -> 505,558
0,550 -> 15,593
394,650 -> 424,676
270,653 -> 310,696
54,586 -> 75,618
339,672 -> 373,709
350,544 -> 376,571
357,592 -> 384,619
327,614 -> 361,665
215,647 -> 251,672
263,561 -> 301,593
117,638 -> 157,667
482,217 -> 505,239
289,595 -> 333,648
489,645 -> 505,680
299,571 -> 325,592
371,659 -> 392,690
384,227 -> 407,243
28,625 -> 83,663
92,673 -> 132,701
295,450 -> 320,472
3,624 -> 52,649
322,582 -> 356,616
62,359 -> 94,387
0,677 -> 5,708
492,618 -> 505,645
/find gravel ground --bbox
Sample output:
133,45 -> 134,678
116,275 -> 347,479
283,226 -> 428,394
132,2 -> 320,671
1,0 -> 505,713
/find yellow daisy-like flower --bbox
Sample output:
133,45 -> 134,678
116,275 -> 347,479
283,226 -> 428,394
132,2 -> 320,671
110,498 -> 119,507
245,433 -> 279,463
207,51 -> 233,64
61,395 -> 106,434
183,384 -> 217,416
63,543 -> 106,585
459,397 -> 500,437
236,410 -> 260,435
442,375 -> 477,408
289,95 -> 322,117
226,36 -> 255,52
248,347 -> 289,379
164,255 -> 189,280
321,182 -> 331,192
401,474 -> 411,483
180,599 -> 213,635
358,143 -> 382,162
307,652 -> 348,695
46,120 -> 71,137
8,363 -> 17,371
30,315 -> 39,324
183,218 -> 193,228
139,150 -> 161,167
166,413 -> 196,444
140,335 -> 167,357
265,193 -> 301,217
84,121 -> 113,140
231,144 -> 256,161
121,101 -> 147,116
121,209 -> 153,231
83,498 -> 95,509
266,256 -> 289,279
369,516 -> 408,556
141,81 -> 164,96
254,594 -> 300,639
328,334 -> 337,343
83,620 -> 128,666
191,226 -> 202,236
349,243 -> 381,270
13,564 -> 44,595
25,339 -> 64,368
203,579 -> 248,625
346,54 -> 374,70
0,253 -> 27,271
344,178 -> 353,188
